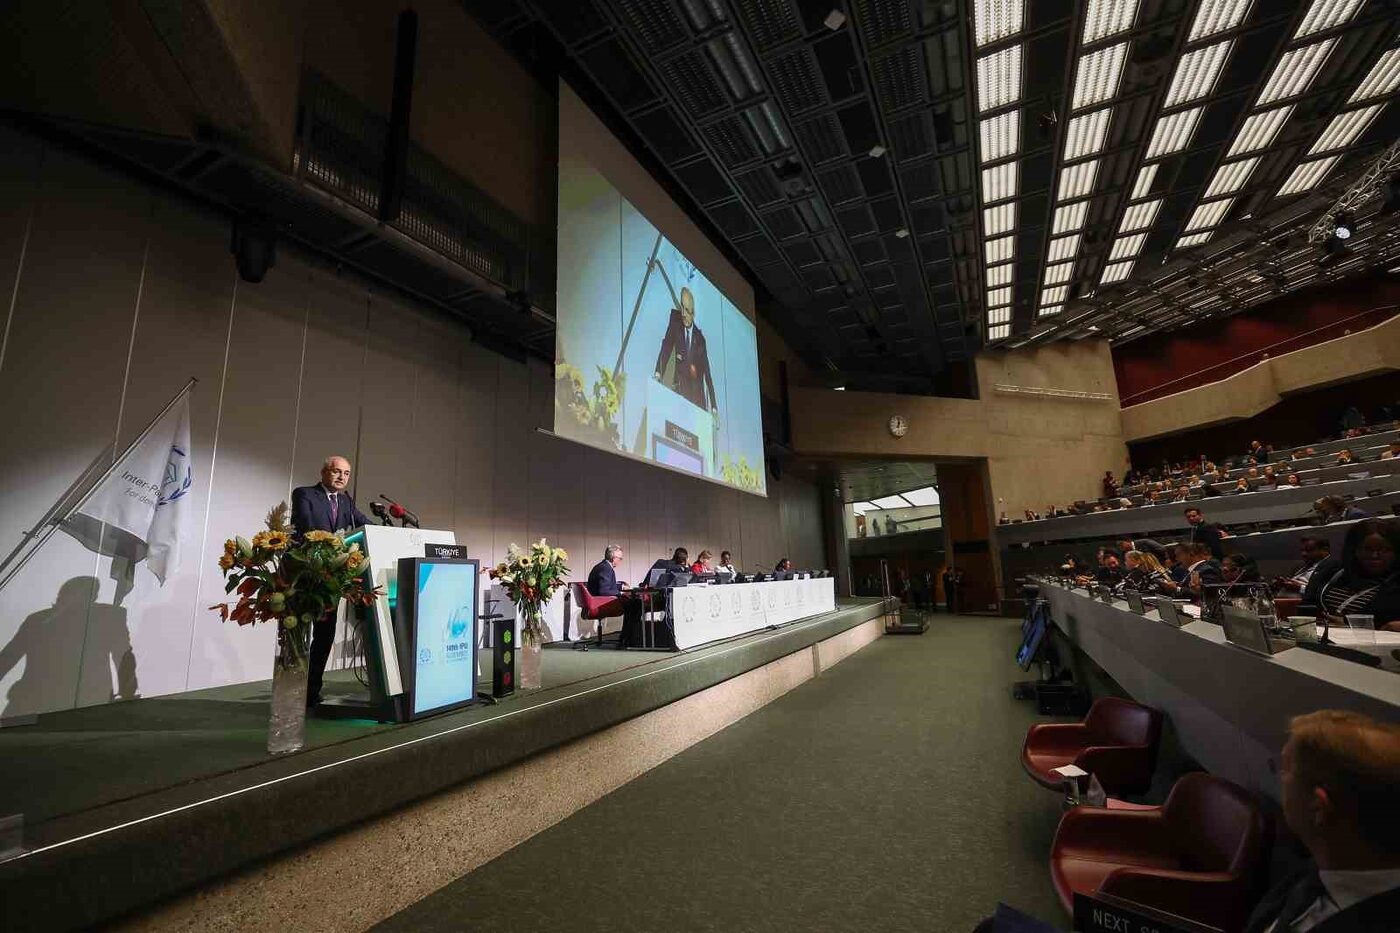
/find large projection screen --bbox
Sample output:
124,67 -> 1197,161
554,88 -> 767,496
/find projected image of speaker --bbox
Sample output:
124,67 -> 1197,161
491,618 -> 516,698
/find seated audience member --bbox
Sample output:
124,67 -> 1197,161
1173,484 -> 1191,502
1234,477 -> 1253,494
1315,496 -> 1372,524
1122,550 -> 1173,595
716,550 -> 736,576
1248,439 -> 1268,463
1336,448 -> 1357,466
1261,466 -> 1279,487
1284,472 -> 1302,488
1177,541 -> 1225,598
1382,441 -> 1400,460
1095,551 -> 1123,585
1302,519 -> 1400,632
1164,545 -> 1190,585
691,550 -> 713,575
1223,552 -> 1263,585
1024,508 -> 1039,521
1246,466 -> 1262,481
1241,710 -> 1400,933
1275,536 -> 1341,593
1117,497 -> 1133,509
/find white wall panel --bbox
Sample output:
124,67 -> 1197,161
0,137 -> 827,717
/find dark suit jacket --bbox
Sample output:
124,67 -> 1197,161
1188,559 -> 1225,589
654,309 -> 717,411
1188,521 -> 1227,559
1244,862 -> 1400,933
291,485 -> 369,536
587,560 -> 621,597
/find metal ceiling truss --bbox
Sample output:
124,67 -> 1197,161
466,0 -> 1400,380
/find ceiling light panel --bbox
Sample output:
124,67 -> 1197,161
1130,164 -> 1159,200
988,286 -> 1012,307
987,264 -> 1013,287
1101,261 -> 1134,284
1119,199 -> 1162,233
1144,107 -> 1203,159
974,0 -> 1026,46
1294,0 -> 1365,39
1277,154 -> 1339,195
1047,234 -> 1082,262
1044,261 -> 1074,285
1041,285 -> 1069,305
988,323 -> 1011,339
1082,0 -> 1139,45
985,236 -> 1015,263
984,202 -> 1017,235
981,162 -> 1018,203
1350,49 -> 1400,103
1184,197 -> 1235,231
1188,0 -> 1254,42
1052,201 -> 1089,235
1164,40 -> 1233,108
988,307 -> 1013,325
977,45 -> 1024,111
1175,231 -> 1214,250
1201,157 -> 1259,198
1039,304 -> 1064,317
1109,232 -> 1148,261
1057,160 -> 1100,201
1226,105 -> 1293,156
1307,104 -> 1384,155
1064,108 -> 1113,160
979,111 -> 1020,162
1072,42 -> 1129,110
1256,39 -> 1336,105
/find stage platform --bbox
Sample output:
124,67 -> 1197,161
0,597 -> 885,932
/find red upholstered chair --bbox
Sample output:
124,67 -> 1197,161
1021,696 -> 1162,796
570,582 -> 625,647
1049,772 -> 1269,933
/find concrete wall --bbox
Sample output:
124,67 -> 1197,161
788,340 -> 1129,520
1121,314 -> 1400,443
0,128 -> 825,718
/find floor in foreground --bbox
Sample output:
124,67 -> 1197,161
377,613 -> 1067,932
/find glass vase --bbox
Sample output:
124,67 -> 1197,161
518,604 -> 545,690
267,624 -> 311,756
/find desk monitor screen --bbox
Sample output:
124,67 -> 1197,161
397,558 -> 479,719
1124,590 -> 1146,614
1154,597 -> 1186,627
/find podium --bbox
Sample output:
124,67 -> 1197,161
320,525 -> 457,722
635,377 -> 715,478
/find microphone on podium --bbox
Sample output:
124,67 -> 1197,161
369,500 -> 393,526
379,494 -> 420,529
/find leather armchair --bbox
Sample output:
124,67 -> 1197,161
1050,772 -> 1269,932
569,582 -> 625,646
1021,696 -> 1162,796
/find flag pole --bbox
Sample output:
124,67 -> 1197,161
0,377 -> 198,595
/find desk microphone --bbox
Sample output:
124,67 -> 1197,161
380,494 -> 420,528
369,500 -> 393,526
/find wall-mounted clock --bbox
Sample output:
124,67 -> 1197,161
888,415 -> 908,438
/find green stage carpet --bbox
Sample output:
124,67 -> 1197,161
377,614 -> 1069,932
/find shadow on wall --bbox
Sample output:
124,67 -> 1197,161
0,576 -> 138,717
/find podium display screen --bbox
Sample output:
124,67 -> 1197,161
555,100 -> 767,496
404,559 -> 479,717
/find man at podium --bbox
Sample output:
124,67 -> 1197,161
291,455 -> 370,707
654,286 -> 718,417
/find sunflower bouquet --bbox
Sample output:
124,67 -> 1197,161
210,502 -> 380,666
489,538 -> 570,645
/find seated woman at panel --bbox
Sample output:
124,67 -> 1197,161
1302,519 -> 1400,632
1121,550 -> 1172,595
691,550 -> 713,575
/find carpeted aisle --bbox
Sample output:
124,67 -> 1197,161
376,614 -> 1068,932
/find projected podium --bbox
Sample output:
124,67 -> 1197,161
641,377 -> 715,478
323,525 -> 458,722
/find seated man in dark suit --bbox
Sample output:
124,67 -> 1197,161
290,455 -> 371,708
1243,710 -> 1400,933
1177,541 -> 1224,600
583,544 -> 638,643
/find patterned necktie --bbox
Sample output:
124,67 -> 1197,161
329,493 -> 339,528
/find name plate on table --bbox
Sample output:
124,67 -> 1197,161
1073,892 -> 1223,933
425,543 -> 467,560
